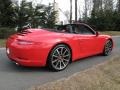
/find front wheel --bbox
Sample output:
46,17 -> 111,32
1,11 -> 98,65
103,40 -> 113,56
48,44 -> 71,71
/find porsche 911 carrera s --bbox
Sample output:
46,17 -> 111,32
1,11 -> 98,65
6,23 -> 113,71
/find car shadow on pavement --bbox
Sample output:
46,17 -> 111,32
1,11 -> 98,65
9,61 -> 51,72
0,48 -> 115,74
1,54 -> 107,73
0,58 -> 51,73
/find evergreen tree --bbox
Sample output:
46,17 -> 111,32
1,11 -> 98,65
42,4 -> 57,28
0,0 -> 15,27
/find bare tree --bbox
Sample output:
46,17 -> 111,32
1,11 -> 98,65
78,5 -> 82,20
84,0 -> 88,21
53,0 -> 55,10
84,0 -> 92,21
64,10 -> 70,21
83,0 -> 93,22
92,0 -> 103,18
70,0 -> 72,23
75,0 -> 78,22
103,0 -> 113,11
118,0 -> 120,12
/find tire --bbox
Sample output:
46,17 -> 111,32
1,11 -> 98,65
48,44 -> 71,71
103,40 -> 113,56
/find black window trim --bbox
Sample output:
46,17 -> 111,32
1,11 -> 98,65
56,23 -> 96,35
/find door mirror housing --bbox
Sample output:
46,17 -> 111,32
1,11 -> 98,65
96,31 -> 99,36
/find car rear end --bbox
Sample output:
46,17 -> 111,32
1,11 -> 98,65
6,30 -> 47,67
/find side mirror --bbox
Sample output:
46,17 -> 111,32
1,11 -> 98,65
96,31 -> 99,36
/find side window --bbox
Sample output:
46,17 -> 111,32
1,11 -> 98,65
79,25 -> 95,35
72,25 -> 82,34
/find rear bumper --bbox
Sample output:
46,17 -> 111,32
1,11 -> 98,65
6,43 -> 49,67
6,35 -> 58,67
8,55 -> 44,67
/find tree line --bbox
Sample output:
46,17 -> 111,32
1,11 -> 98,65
0,0 -> 120,31
83,0 -> 120,31
0,0 -> 57,29
68,0 -> 120,31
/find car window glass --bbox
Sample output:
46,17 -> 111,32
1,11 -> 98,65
72,25 -> 82,34
78,25 -> 95,35
57,25 -> 73,33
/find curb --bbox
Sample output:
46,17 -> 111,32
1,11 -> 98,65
0,48 -> 5,49
112,36 -> 120,37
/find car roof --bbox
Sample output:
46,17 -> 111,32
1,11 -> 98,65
65,23 -> 89,26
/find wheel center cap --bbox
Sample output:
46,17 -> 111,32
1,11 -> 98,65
58,56 -> 63,60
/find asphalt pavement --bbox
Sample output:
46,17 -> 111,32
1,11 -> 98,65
0,36 -> 120,90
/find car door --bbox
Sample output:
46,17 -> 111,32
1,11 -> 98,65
73,24 -> 99,57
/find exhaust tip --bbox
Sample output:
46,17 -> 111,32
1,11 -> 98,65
15,63 -> 19,66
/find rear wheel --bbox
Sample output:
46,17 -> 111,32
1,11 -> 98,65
48,44 -> 71,71
103,40 -> 113,56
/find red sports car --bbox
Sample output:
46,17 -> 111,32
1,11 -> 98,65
6,23 -> 113,71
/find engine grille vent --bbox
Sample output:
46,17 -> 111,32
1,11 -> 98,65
17,30 -> 31,36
